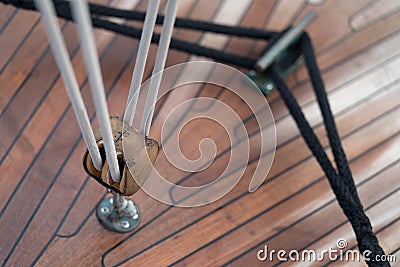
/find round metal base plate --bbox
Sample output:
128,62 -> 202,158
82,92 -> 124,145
96,196 -> 141,233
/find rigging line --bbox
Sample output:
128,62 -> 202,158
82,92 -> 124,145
269,34 -> 388,266
70,0 -> 120,182
1,0 -> 258,69
299,33 -> 361,205
270,66 -> 388,266
140,0 -> 179,136
88,2 -> 278,39
33,0 -> 102,171
87,1 -> 278,39
123,0 -> 161,127
0,0 -> 278,39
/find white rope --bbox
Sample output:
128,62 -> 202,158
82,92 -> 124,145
34,0 -> 102,171
123,0 -> 161,127
36,0 -> 179,182
140,0 -> 179,136
70,0 -> 120,182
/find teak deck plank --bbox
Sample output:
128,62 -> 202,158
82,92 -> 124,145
0,0 -> 399,266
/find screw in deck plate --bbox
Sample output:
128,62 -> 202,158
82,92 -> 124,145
263,82 -> 274,92
96,194 -> 141,233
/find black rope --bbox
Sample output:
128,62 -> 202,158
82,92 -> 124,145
299,34 -> 362,204
87,2 -> 279,39
0,1 -> 389,265
0,0 -> 278,69
88,16 -> 257,69
268,33 -> 389,266
2,0 -> 279,39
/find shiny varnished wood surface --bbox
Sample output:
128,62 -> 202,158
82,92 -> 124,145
0,0 -> 400,266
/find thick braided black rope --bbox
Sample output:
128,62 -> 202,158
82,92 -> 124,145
89,16 -> 257,68
1,0 -> 279,39
268,40 -> 389,266
298,35 -> 388,265
299,34 -> 362,205
87,2 -> 279,39
1,0 -> 260,69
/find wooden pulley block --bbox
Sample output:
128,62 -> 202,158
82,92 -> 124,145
83,116 -> 159,196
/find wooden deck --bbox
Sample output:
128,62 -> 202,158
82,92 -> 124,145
1,0 -> 400,266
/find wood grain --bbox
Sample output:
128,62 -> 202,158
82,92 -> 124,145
0,0 -> 399,266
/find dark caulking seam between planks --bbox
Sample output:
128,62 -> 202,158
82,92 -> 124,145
109,112 -> 400,266
227,186 -> 400,266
